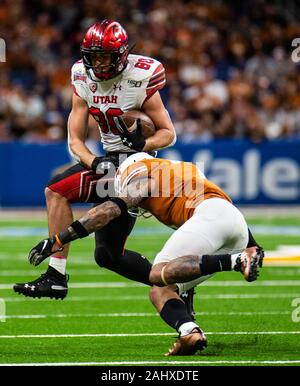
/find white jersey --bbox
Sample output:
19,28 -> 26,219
71,54 -> 166,152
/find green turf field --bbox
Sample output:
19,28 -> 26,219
0,214 -> 300,366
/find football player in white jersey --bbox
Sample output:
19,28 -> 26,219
14,20 -> 196,322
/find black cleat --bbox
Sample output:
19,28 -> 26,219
180,287 -> 196,321
13,267 -> 69,300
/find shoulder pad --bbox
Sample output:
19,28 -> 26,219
125,55 -> 164,82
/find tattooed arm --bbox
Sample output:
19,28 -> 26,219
28,172 -> 153,266
79,201 -> 122,233
80,172 -> 151,231
58,173 -> 151,244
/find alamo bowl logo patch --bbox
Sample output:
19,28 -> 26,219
73,73 -> 86,82
89,83 -> 97,93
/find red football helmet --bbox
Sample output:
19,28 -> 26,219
80,19 -> 129,81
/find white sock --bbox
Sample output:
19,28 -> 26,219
49,256 -> 67,275
231,253 -> 241,269
178,322 -> 199,337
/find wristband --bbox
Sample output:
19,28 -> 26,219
70,220 -> 89,238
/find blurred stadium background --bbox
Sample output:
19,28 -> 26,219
0,0 -> 300,366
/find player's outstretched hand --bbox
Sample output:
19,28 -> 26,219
113,116 -> 146,151
28,237 -> 62,266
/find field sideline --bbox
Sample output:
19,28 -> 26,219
0,211 -> 300,366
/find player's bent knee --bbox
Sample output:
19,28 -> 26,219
45,187 -> 66,203
94,246 -> 113,268
149,267 -> 161,285
149,262 -> 169,285
149,285 -> 162,304
149,270 -> 156,285
149,285 -> 178,311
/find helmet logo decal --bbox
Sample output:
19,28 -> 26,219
113,25 -> 124,41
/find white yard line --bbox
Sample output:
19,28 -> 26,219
1,360 -> 300,366
2,295 -> 149,302
2,293 -> 300,302
1,267 -> 300,277
1,331 -> 300,339
3,310 -> 290,319
1,280 -> 300,290
0,269 -> 109,277
0,282 -> 144,290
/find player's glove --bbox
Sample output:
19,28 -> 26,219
28,237 -> 63,266
113,116 -> 146,151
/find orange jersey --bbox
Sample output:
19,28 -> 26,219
116,156 -> 232,229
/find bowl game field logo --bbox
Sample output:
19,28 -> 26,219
292,298 -> 300,323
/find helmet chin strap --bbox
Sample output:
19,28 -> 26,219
128,43 -> 136,54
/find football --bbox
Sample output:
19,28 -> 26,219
122,110 -> 156,138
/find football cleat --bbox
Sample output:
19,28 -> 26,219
165,327 -> 207,356
257,247 -> 265,268
13,267 -> 69,300
234,246 -> 264,282
28,237 -> 63,267
180,287 -> 196,321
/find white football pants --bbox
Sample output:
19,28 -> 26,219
153,198 -> 249,294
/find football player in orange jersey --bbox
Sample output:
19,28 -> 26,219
20,152 -> 264,356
